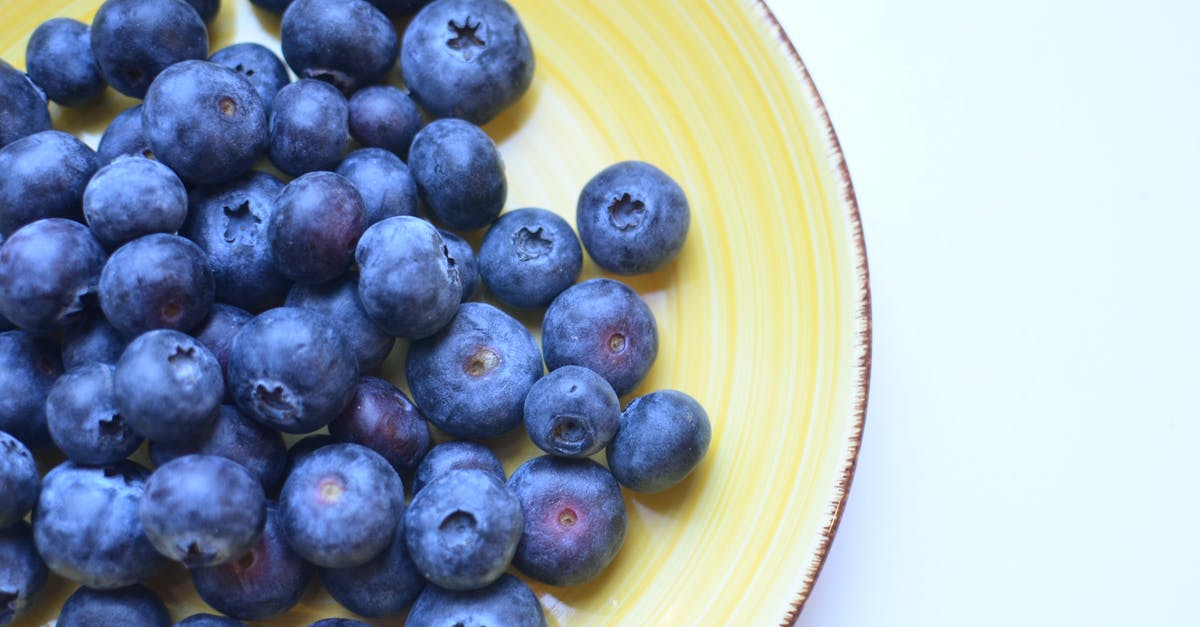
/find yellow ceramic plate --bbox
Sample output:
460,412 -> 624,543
2,0 -> 869,624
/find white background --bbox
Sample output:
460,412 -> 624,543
771,1 -> 1200,625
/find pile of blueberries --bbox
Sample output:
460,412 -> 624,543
0,0 -> 713,625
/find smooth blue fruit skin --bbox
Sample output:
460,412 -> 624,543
62,316 -> 125,370
268,171 -> 366,285
0,331 -> 62,448
286,275 -> 395,373
184,171 -> 291,312
280,443 -> 405,568
57,584 -> 170,627
190,304 -> 253,400
479,207 -> 583,309
541,278 -> 658,397
268,80 -> 349,176
406,574 -> 547,627
33,461 -> 166,589
0,130 -> 98,238
507,455 -> 627,587
439,229 -> 479,302
115,329 -> 224,444
606,390 -> 712,493
25,18 -> 105,106
355,216 -> 460,339
84,156 -> 188,250
347,86 -> 423,160
524,365 -> 620,459
412,440 -> 505,495
150,405 -> 288,495
46,363 -> 143,466
284,433 -> 335,476
142,60 -> 268,185
176,614 -> 248,627
0,219 -> 106,334
191,502 -> 311,621
0,522 -> 47,625
96,105 -> 151,165
407,302 -> 542,439
0,59 -> 52,149
319,516 -> 425,618
280,0 -> 398,94
141,454 -> 266,567
0,432 -> 39,528
408,118 -> 506,231
98,233 -> 216,338
329,377 -> 430,474
90,0 -> 209,98
185,0 -> 221,23
336,148 -> 419,227
210,43 -> 290,113
401,0 -> 535,125
404,469 -> 522,590
228,307 -> 359,434
576,160 -> 691,275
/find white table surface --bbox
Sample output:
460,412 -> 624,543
770,1 -> 1200,625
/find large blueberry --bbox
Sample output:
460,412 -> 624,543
0,59 -> 51,149
61,316 -> 125,370
210,43 -> 290,113
524,365 -> 619,458
0,130 -> 98,238
33,461 -> 166,589
576,160 -> 691,275
268,171 -> 365,285
439,229 -> 479,302
142,60 -> 268,185
408,118 -> 505,231
541,278 -> 658,396
0,432 -> 39,528
329,377 -> 430,474
279,443 -> 404,568
319,517 -> 425,618
478,207 -> 582,309
411,440 -> 505,495
150,405 -> 288,494
268,80 -> 349,176
347,86 -> 423,160
0,331 -> 62,448
46,363 -> 143,466
25,18 -> 105,106
0,219 -> 105,334
115,329 -> 223,443
280,0 -> 398,94
0,522 -> 47,625
96,105 -> 151,165
98,233 -> 215,337
406,302 -> 542,439
607,390 -> 711,493
57,584 -> 170,627
84,156 -> 188,250
355,216 -> 460,339
286,274 -> 394,373
406,574 -> 546,627
90,0 -> 208,98
227,307 -> 358,434
335,148 -> 419,227
401,0 -> 534,125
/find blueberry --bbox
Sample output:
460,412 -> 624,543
115,329 -> 223,443
210,43 -> 290,113
56,584 -> 170,627
401,0 -> 534,125
335,148 -> 419,227
286,273 -> 394,373
0,219 -> 105,334
190,304 -> 253,395
347,86 -> 423,160
412,440 -> 505,495
176,614 -> 248,627
90,0 -> 209,98
406,574 -> 546,627
46,363 -> 143,466
0,331 -> 62,448
279,443 -> 405,568
355,216 -> 460,339
541,278 -> 658,396
191,502 -> 311,621
25,18 -> 105,106
0,522 -> 47,625
98,233 -> 216,337
280,0 -> 399,94
269,171 -> 365,285
229,307 -> 358,434
84,157 -> 188,250
319,517 -> 425,618
33,461 -> 166,589
479,207 -> 582,309
150,405 -> 288,495
143,60 -> 268,185
0,130 -> 98,237
576,161 -> 691,275
0,59 -> 51,149
607,390 -> 711,493
284,433 -> 335,476
524,365 -> 619,458
268,80 -> 350,176
408,118 -> 506,231
62,316 -> 126,370
184,171 -> 291,311
184,0 -> 221,23
0,432 -> 39,528
405,469 -> 522,590
329,377 -> 430,474
96,105 -> 152,165
438,229 -> 479,302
